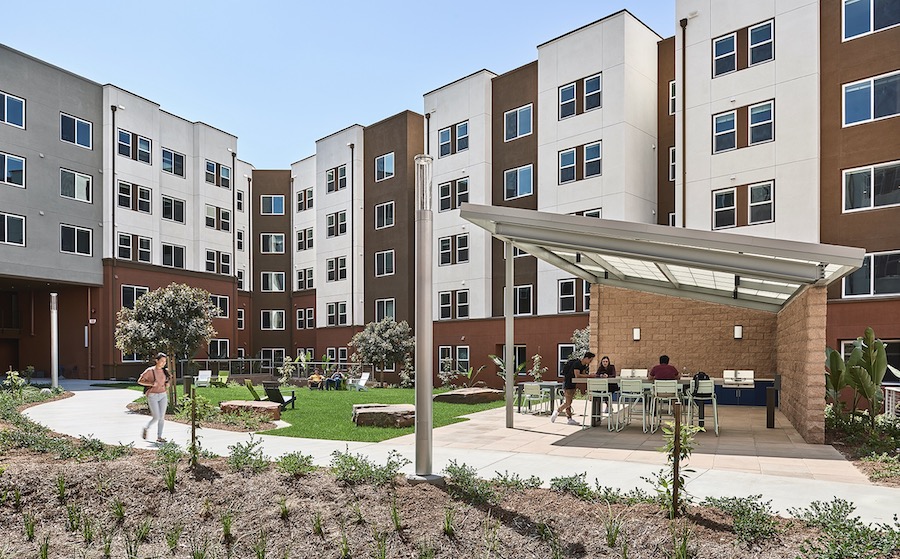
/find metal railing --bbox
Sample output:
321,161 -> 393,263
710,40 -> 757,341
178,359 -> 377,378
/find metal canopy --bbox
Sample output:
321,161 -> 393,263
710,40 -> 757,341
460,204 -> 865,313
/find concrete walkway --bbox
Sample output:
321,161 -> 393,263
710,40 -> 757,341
22,380 -> 900,524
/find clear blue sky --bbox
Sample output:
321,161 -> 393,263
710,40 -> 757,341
4,1 -> 674,169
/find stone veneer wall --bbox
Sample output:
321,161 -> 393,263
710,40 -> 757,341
774,286 -> 827,444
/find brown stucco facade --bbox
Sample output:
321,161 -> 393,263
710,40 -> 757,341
656,36 -> 676,224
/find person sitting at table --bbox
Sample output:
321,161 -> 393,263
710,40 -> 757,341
551,351 -> 595,425
325,371 -> 344,390
308,369 -> 324,390
596,356 -> 616,378
649,355 -> 679,380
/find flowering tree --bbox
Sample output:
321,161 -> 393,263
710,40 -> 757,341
348,318 -> 415,386
571,325 -> 590,358
115,283 -> 220,407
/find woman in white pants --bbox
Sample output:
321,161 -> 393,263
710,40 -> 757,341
138,353 -> 170,443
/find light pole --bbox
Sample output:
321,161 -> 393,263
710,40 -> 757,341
50,293 -> 59,389
410,154 -> 441,484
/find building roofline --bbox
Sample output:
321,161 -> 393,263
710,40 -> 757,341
291,154 -> 316,166
493,60 -> 538,80
423,69 -> 497,97
0,43 -> 102,87
366,109 -> 424,129
315,123 -> 364,144
536,9 -> 663,48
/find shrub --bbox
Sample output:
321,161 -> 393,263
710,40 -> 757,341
492,470 -> 542,491
330,449 -> 410,486
702,495 -> 779,544
550,472 -> 595,501
226,435 -> 269,474
275,452 -> 317,477
862,453 -> 900,480
443,460 -> 499,506
790,498 -> 900,558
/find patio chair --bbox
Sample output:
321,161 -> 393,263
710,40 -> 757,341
650,380 -> 683,433
212,371 -> 229,387
687,379 -> 719,436
195,370 -> 212,388
521,383 -> 548,414
582,378 -> 616,430
262,381 -> 296,411
617,378 -> 647,432
244,379 -> 264,401
348,371 -> 370,391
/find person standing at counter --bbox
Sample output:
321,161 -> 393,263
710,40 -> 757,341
552,351 -> 595,425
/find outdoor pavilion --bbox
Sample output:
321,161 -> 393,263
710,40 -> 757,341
459,203 -> 864,444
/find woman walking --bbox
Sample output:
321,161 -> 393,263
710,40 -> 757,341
138,352 -> 170,443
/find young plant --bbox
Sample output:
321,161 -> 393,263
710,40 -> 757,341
189,535 -> 210,559
81,516 -> 95,544
278,496 -> 290,520
418,540 -> 436,559
442,507 -> 455,538
275,452 -> 316,476
220,512 -> 234,543
226,435 -> 270,474
23,511 -> 36,541
312,511 -> 324,537
100,528 -> 113,558
252,529 -> 268,559
39,535 -> 49,559
110,497 -> 126,523
65,503 -> 82,531
442,460 -> 499,506
390,497 -> 403,531
338,530 -> 351,559
669,520 -> 694,559
372,528 -> 387,559
124,532 -> 140,559
12,487 -> 21,509
702,495 -> 778,544
135,518 -> 152,542
330,449 -> 410,486
164,463 -> 178,492
56,473 -> 67,503
604,503 -> 623,547
351,501 -> 365,524
165,524 -> 183,554
549,472 -> 595,501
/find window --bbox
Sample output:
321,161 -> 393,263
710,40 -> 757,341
375,153 -> 394,181
237,270 -> 245,290
136,236 -> 150,263
559,149 -> 576,184
326,257 -> 347,282
118,129 -> 131,157
713,189 -> 736,229
117,182 -> 151,213
439,237 -> 452,266
583,209 -> 602,218
375,201 -> 394,229
161,148 -> 185,177
713,33 -> 736,77
456,289 -> 469,318
559,83 -> 576,119
337,165 -> 347,189
0,211 -> 25,246
584,141 -> 602,177
375,250 -> 395,277
210,295 -> 229,318
559,279 -> 576,312
137,186 -> 151,213
844,160 -> 900,211
116,183 -> 131,209
261,348 -> 286,370
584,281 -> 591,311
514,285 -> 532,316
261,195 -> 284,215
713,111 -> 737,153
261,272 -> 285,292
438,234 -> 468,265
121,285 -> 148,310
456,235 -> 469,263
375,298 -> 395,321
306,308 -> 315,329
439,346 -> 453,370
326,211 -> 347,237
117,233 -> 132,260
205,250 -> 216,272
669,147 -> 676,182
669,212 -> 676,226
326,302 -> 348,326
206,205 -> 216,228
60,169 -> 91,202
296,269 -> 305,290
1,91 -> 24,128
60,224 -> 91,256
237,348 -> 246,359
1,152 -> 25,187
137,136 -> 151,164
209,339 -> 229,359
261,233 -> 285,254
749,101 -> 774,144
504,164 -> 533,200
749,182 -> 774,224
439,291 -> 452,320
237,191 -> 244,212
162,196 -> 185,223
584,73 -> 602,111
297,309 -> 305,329
439,182 -> 452,211
844,70 -> 900,126
304,228 -> 313,250
326,168 -> 336,193
162,243 -> 184,268
205,160 -> 216,184
456,178 -> 469,206
440,179 -> 469,211
844,251 -> 900,297
220,165 -> 231,189
456,346 -> 470,373
237,230 -> 244,251
261,310 -> 285,330
305,267 -> 314,289
221,251 -> 232,274
558,344 -> 575,376
304,188 -> 313,209
749,21 -> 774,65
844,0 -> 900,40
61,113 -> 92,149
456,121 -> 468,152
669,80 -> 676,115
504,104 -> 532,141
439,127 -> 452,157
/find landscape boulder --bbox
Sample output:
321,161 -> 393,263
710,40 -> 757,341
352,403 -> 415,428
432,387 -> 504,404
220,400 -> 281,421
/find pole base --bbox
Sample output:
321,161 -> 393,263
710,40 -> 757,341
407,474 -> 445,486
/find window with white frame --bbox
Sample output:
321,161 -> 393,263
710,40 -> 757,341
504,104 -> 532,141
456,178 -> 469,206
305,267 -> 315,289
513,246 -> 528,257
236,348 -> 245,359
583,281 -> 591,311
261,348 -> 286,370
749,21 -> 774,65
749,101 -> 774,144
439,182 -> 452,211
456,234 -> 469,263
375,250 -> 395,277
844,160 -> 900,211
669,212 -> 676,226
261,233 -> 285,253
559,149 -> 576,184
205,205 -> 216,228
137,136 -> 151,164
337,165 -> 347,189
844,251 -> 900,297
375,201 -> 394,228
585,73 -> 602,111
456,121 -> 468,152
326,168 -> 336,193
261,310 -> 285,330
326,256 -> 347,282
669,80 -> 676,115
205,160 -> 216,183
220,209 -> 231,232
844,70 -> 900,126
844,0 -> 900,40
60,169 -> 91,203
439,291 -> 452,320
500,344 -> 528,373
117,233 -> 132,260
261,195 -> 284,215
209,339 -> 229,358
749,182 -> 774,224
439,237 -> 452,266
1,152 -> 25,187
1,91 -> 24,128
559,83 -> 576,119
237,270 -> 245,290
326,211 -> 347,237
162,195 -> 185,223
456,289 -> 469,319
219,253 -> 231,277
305,187 -> 314,209
235,190 -> 243,212
439,346 -> 452,370
306,308 -> 315,329
297,309 -> 305,329
326,302 -> 348,326
375,153 -> 394,181
220,165 -> 231,189
514,285 -> 532,316
237,308 -> 244,330
584,141 -> 602,177
237,230 -> 244,251
162,243 -> 184,268
713,33 -> 737,77
583,208 -> 602,218
209,295 -> 228,318
118,129 -> 132,157
456,346 -> 470,373
60,224 -> 91,256
713,111 -> 737,153
504,164 -> 533,200
61,113 -> 92,149
375,298 -> 395,321
439,127 -> 452,157
713,189 -> 736,229
669,147 -> 676,182
557,344 -> 575,376
137,237 -> 151,263
205,250 -> 216,272
121,285 -> 148,310
559,279 -> 576,312
261,271 -> 285,292
162,148 -> 185,177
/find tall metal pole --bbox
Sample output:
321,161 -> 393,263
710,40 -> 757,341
505,242 -> 514,428
412,154 -> 439,482
50,293 -> 59,389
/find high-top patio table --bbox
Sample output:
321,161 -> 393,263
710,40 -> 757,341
516,381 -> 564,414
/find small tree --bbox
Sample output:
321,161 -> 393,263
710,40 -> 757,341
115,283 -> 220,409
571,326 -> 590,358
529,354 -> 548,382
348,318 -> 415,386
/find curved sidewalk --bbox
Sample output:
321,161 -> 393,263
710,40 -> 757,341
23,380 -> 900,524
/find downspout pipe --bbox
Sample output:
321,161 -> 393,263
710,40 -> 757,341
680,17 -> 688,228
348,143 -> 355,329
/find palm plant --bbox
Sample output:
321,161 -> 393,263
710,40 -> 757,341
826,327 -> 899,428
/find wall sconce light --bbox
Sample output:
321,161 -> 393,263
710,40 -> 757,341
633,327 -> 641,341
734,325 -> 743,339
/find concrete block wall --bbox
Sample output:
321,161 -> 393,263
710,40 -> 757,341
775,286 -> 827,444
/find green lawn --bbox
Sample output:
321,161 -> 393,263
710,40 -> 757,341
97,383 -> 504,443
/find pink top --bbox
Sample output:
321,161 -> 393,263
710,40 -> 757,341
139,367 -> 168,394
